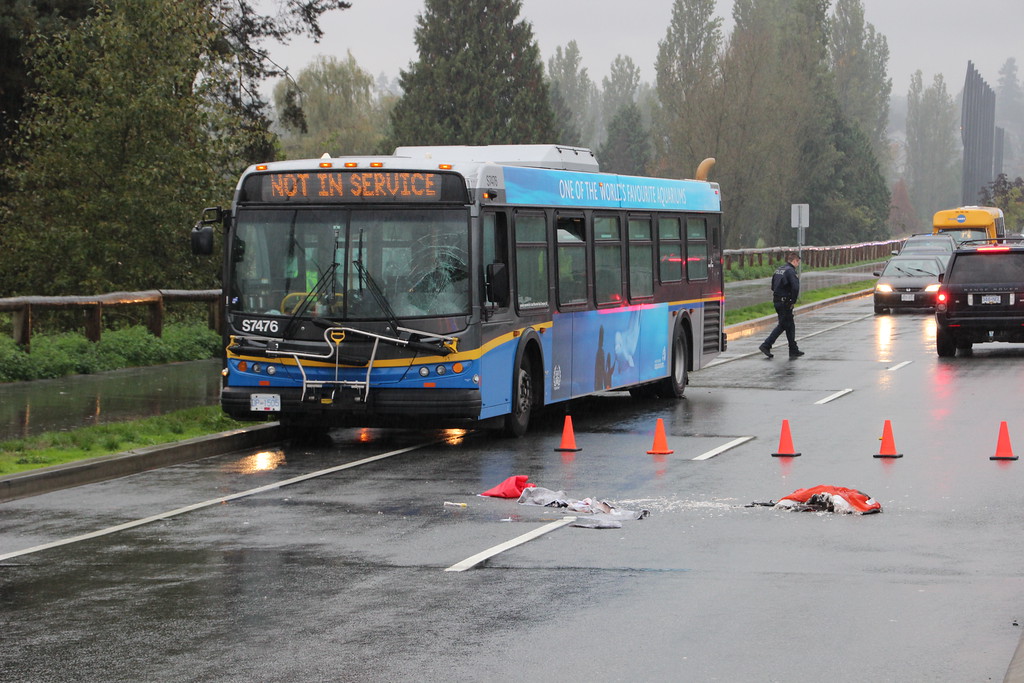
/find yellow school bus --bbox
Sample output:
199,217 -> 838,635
932,206 -> 1005,243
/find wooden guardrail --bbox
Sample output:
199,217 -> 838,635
0,289 -> 222,351
723,240 -> 901,271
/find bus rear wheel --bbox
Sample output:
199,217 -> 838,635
656,327 -> 688,398
503,355 -> 533,437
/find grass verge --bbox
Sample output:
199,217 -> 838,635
0,406 -> 248,477
724,279 -> 874,326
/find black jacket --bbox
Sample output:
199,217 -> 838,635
771,262 -> 800,301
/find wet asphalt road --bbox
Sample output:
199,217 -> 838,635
4,296 -> 1024,681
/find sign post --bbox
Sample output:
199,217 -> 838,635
791,203 -> 809,272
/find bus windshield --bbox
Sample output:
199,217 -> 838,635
229,207 -> 470,321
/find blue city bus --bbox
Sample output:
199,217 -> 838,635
191,145 -> 725,435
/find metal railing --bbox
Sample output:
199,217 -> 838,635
0,289 -> 221,351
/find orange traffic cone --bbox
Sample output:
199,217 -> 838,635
873,419 -> 903,458
771,419 -> 801,457
554,415 -> 582,452
647,418 -> 674,455
990,421 -> 1018,461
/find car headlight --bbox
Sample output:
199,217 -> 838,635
876,284 -> 893,293
925,283 -> 940,292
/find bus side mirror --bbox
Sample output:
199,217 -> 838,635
485,262 -> 510,307
191,223 -> 214,255
190,206 -> 225,256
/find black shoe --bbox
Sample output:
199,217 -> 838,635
758,345 -> 773,359
789,350 -> 805,357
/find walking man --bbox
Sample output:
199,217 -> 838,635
759,252 -> 804,359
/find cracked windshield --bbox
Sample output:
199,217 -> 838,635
229,208 -> 469,320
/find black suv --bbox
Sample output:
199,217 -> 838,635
934,241 -> 1024,356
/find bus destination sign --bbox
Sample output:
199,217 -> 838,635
249,170 -> 467,204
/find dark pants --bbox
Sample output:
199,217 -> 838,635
762,299 -> 798,351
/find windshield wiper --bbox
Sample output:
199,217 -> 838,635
351,259 -> 401,333
350,259 -> 453,356
282,262 -> 338,338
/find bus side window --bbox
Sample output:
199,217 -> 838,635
628,217 -> 654,300
513,213 -> 549,310
686,217 -> 709,280
658,216 -> 683,282
483,211 -> 510,307
556,213 -> 587,307
594,214 -> 623,305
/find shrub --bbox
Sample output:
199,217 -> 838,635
0,323 -> 221,383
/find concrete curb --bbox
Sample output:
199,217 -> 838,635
0,423 -> 286,504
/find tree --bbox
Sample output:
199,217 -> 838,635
905,71 -> 960,225
272,53 -> 388,158
0,0 -> 232,296
202,0 -> 352,164
979,174 -> 1024,233
547,41 -> 600,147
597,103 -> 649,175
387,0 -> 556,147
0,0 -> 352,298
0,1 -> 92,189
602,55 -> 641,124
653,0 -> 722,179
829,0 -> 892,164
996,58 -> 1024,178
888,178 -> 920,236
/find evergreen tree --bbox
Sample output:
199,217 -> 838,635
598,103 -> 650,175
547,41 -> 600,147
653,0 -> 722,179
905,71 -> 960,225
602,55 -> 641,125
829,0 -> 892,164
388,0 -> 556,146
996,58 -> 1024,178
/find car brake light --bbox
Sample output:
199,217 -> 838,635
977,246 -> 1011,252
937,292 -> 947,303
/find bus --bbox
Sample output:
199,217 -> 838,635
190,145 -> 725,435
932,206 -> 1005,243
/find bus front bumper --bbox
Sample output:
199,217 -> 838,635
222,385 -> 483,426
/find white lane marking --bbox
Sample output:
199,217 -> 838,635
0,439 -> 445,562
888,361 -> 912,371
815,388 -> 854,404
691,436 -> 755,461
445,517 -> 577,572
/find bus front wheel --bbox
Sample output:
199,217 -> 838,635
656,327 -> 688,398
503,356 -> 533,437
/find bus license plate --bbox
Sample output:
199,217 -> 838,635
901,294 -> 915,302
250,393 -> 281,412
981,294 -> 1002,305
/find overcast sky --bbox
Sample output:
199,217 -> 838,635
265,0 -> 1022,97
